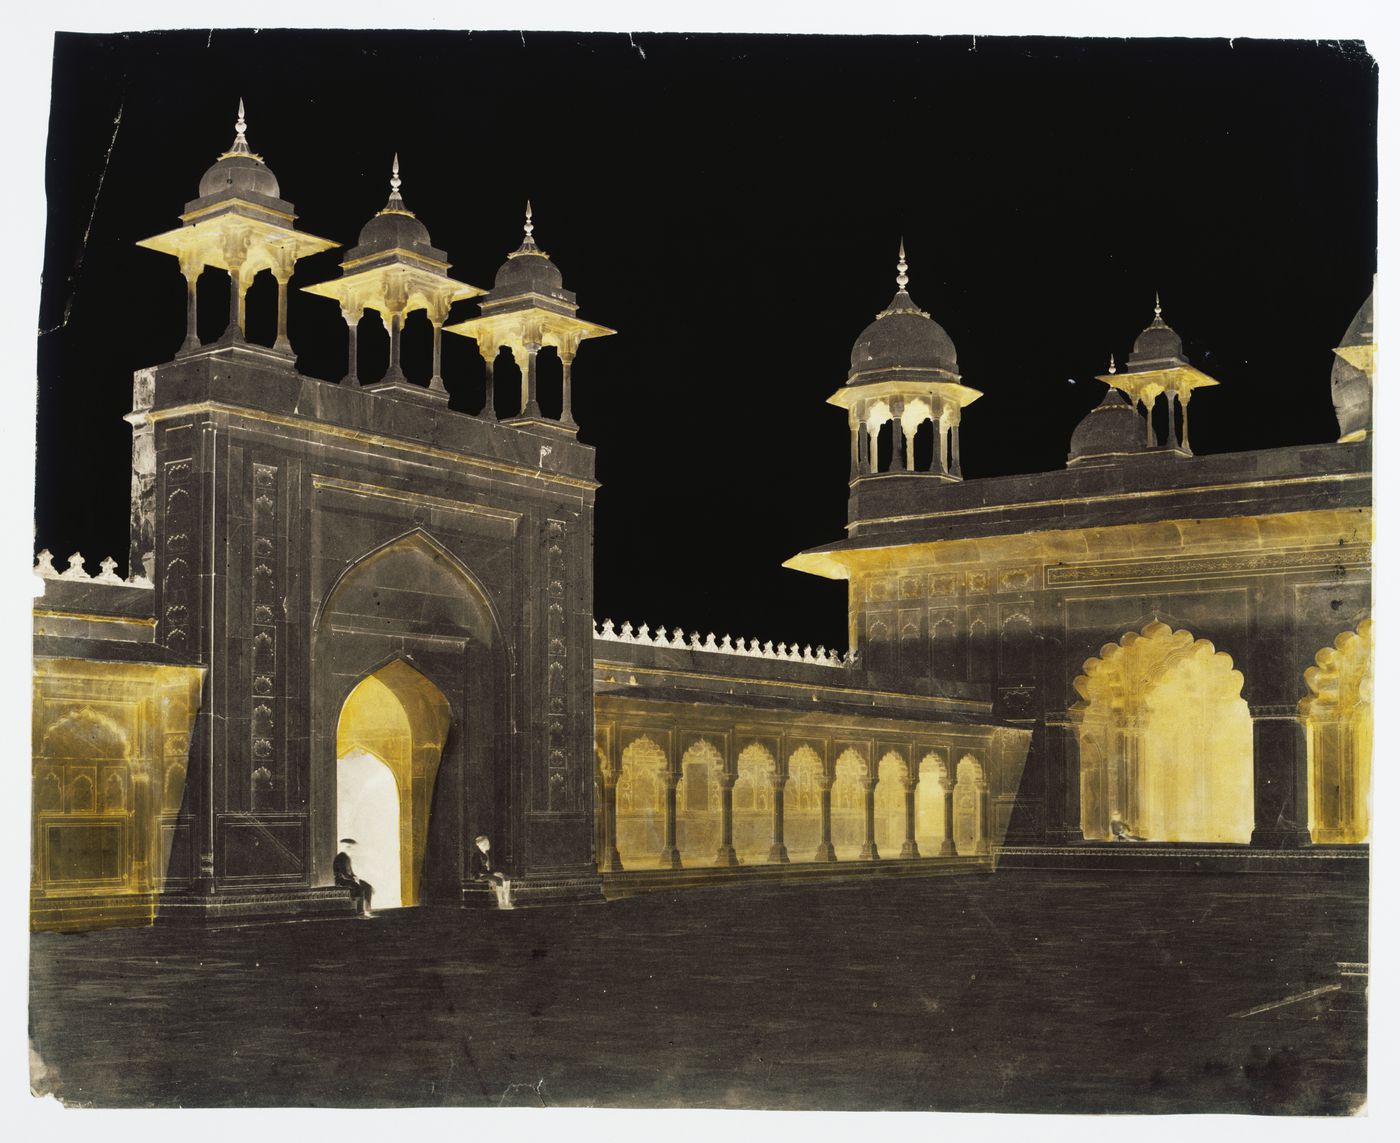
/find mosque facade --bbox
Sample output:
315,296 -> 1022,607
30,111 -> 1373,931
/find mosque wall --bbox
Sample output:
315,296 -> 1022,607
847,503 -> 1372,843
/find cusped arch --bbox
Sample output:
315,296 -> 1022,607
39,707 -> 129,762
1300,620 -> 1372,844
1071,619 -> 1253,843
1071,620 -> 1242,713
1300,619 -> 1373,718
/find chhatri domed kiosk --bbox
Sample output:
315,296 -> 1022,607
303,155 -> 484,399
137,101 -> 339,357
829,243 -> 982,480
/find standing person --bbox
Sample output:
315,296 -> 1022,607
470,834 -> 512,909
334,838 -> 375,917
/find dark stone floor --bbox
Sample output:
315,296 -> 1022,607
29,868 -> 1367,1112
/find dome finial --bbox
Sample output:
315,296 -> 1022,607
226,97 -> 251,156
1108,352 -> 1117,375
896,238 -> 909,292
383,153 -> 407,212
518,200 -> 539,253
1154,290 -> 1163,322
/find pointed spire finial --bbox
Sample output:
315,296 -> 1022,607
382,153 -> 406,211
226,97 -> 251,156
1108,352 -> 1117,374
1154,290 -> 1163,320
518,199 -> 538,253
896,238 -> 909,292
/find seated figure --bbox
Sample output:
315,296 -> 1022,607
1109,812 -> 1146,842
334,837 -> 375,917
469,834 -> 513,909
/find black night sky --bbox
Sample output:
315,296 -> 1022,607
34,31 -> 1377,651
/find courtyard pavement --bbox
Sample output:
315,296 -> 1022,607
28,868 -> 1366,1112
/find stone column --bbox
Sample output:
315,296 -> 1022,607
857,421 -> 870,476
560,352 -> 578,428
974,782 -> 991,855
1250,709 -> 1313,848
1164,391 -> 1181,448
715,772 -> 739,866
859,775 -> 880,859
1043,721 -> 1085,843
849,412 -> 860,480
950,420 -> 962,477
478,345 -> 498,420
386,311 -> 406,383
815,771 -> 836,862
660,770 -> 682,869
522,341 -> 542,418
939,779 -> 957,855
271,271 -> 293,354
768,774 -> 790,864
428,311 -> 448,395
179,259 -> 203,353
599,773 -> 623,872
889,417 -> 906,473
223,266 -> 245,341
1143,395 -> 1157,447
900,775 -> 920,858
1180,393 -> 1193,452
937,414 -> 949,474
341,307 -> 362,386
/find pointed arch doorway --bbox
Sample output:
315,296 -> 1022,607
311,528 -> 514,907
335,659 -> 452,909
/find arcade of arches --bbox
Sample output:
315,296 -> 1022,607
30,659 -> 205,932
335,659 -> 452,909
598,711 -> 1010,872
1070,619 -> 1373,846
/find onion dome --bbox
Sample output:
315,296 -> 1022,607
1125,293 -> 1188,370
1331,286 -> 1375,442
193,99 -> 283,202
1068,359 -> 1148,466
847,241 -> 959,383
483,202 -> 577,314
489,202 -> 571,303
342,155 -> 448,266
1339,289 -> 1374,350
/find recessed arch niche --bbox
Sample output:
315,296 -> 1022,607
311,529 -> 512,904
1071,620 -> 1253,843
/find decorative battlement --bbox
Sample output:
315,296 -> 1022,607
593,618 -> 853,668
34,550 -> 153,588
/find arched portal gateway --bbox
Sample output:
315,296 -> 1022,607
311,530 -> 512,906
1072,620 -> 1253,843
336,660 -> 452,908
1301,620 -> 1372,844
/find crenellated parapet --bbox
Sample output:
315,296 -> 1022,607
593,617 -> 852,668
34,549 -> 153,589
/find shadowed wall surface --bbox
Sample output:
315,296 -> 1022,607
30,870 -> 1365,1112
